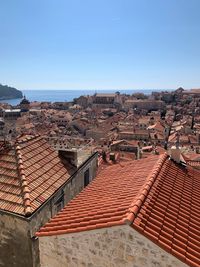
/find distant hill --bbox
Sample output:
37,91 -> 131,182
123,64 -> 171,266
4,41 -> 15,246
0,84 -> 23,100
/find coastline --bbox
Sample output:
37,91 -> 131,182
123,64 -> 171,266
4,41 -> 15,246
0,89 -> 174,106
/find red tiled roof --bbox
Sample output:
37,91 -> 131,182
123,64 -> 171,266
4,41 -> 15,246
182,154 -> 200,168
0,135 -> 70,216
183,153 -> 200,162
148,121 -> 165,132
37,153 -> 200,267
36,155 -> 161,235
187,160 -> 200,167
168,132 -> 177,143
129,158 -> 200,267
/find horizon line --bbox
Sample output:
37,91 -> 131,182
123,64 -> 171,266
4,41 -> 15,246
22,88 -> 175,91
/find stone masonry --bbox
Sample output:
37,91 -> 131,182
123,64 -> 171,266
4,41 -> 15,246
39,225 -> 187,267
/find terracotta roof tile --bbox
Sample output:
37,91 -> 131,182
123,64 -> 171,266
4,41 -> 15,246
130,158 -> 200,267
37,153 -> 200,267
36,155 -> 160,236
0,135 -> 71,216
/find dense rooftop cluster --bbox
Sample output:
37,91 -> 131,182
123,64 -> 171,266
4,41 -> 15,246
0,88 -> 200,161
1,88 -> 200,267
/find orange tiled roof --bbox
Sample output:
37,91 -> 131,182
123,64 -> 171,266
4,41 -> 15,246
36,155 -> 161,236
0,135 -> 70,216
128,157 -> 200,267
187,160 -> 200,168
37,153 -> 200,267
183,153 -> 200,161
182,153 -> 200,168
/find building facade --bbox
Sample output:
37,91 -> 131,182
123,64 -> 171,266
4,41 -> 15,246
0,135 -> 98,267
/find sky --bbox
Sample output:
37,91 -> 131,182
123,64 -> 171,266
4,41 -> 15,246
0,0 -> 200,90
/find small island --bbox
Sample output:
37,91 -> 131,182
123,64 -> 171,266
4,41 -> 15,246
0,84 -> 23,100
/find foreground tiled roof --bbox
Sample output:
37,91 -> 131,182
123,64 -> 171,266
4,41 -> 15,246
36,155 -> 160,235
0,135 -> 70,216
37,153 -> 200,267
130,157 -> 200,267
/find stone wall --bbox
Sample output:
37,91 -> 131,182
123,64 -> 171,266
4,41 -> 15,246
63,152 -> 98,205
30,152 -> 98,267
0,153 -> 98,267
29,152 -> 98,235
39,225 -> 188,267
0,211 -> 32,267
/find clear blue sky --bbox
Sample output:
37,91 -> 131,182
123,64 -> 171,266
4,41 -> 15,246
1,0 -> 200,90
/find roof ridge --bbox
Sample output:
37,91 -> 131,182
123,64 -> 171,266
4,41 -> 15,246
123,153 -> 168,225
15,143 -> 32,216
16,134 -> 41,144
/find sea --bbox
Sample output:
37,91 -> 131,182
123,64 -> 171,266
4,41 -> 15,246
0,89 -> 173,106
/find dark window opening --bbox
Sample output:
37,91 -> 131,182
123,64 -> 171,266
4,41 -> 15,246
54,190 -> 64,213
56,201 -> 63,213
84,169 -> 90,187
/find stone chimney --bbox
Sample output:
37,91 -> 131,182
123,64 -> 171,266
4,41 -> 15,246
169,145 -> 181,163
137,146 -> 141,160
169,131 -> 181,163
58,150 -> 78,167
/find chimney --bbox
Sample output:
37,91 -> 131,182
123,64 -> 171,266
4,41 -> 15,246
109,152 -> 116,163
102,150 -> 107,162
58,150 -> 78,167
168,131 -> 181,163
169,145 -> 181,163
137,146 -> 141,160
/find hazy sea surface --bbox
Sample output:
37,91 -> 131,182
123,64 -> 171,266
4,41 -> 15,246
0,89 -> 173,106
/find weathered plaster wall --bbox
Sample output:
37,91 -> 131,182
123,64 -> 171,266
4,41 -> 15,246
0,211 -> 32,267
39,225 -> 188,267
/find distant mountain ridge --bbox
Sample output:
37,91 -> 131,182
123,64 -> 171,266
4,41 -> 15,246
0,84 -> 23,100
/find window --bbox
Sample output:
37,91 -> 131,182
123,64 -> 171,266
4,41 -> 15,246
84,169 -> 90,187
56,201 -> 63,213
54,190 -> 64,213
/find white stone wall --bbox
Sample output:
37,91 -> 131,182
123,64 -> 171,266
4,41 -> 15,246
39,225 -> 188,267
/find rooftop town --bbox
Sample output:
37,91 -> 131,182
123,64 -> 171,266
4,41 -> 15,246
1,88 -> 200,267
